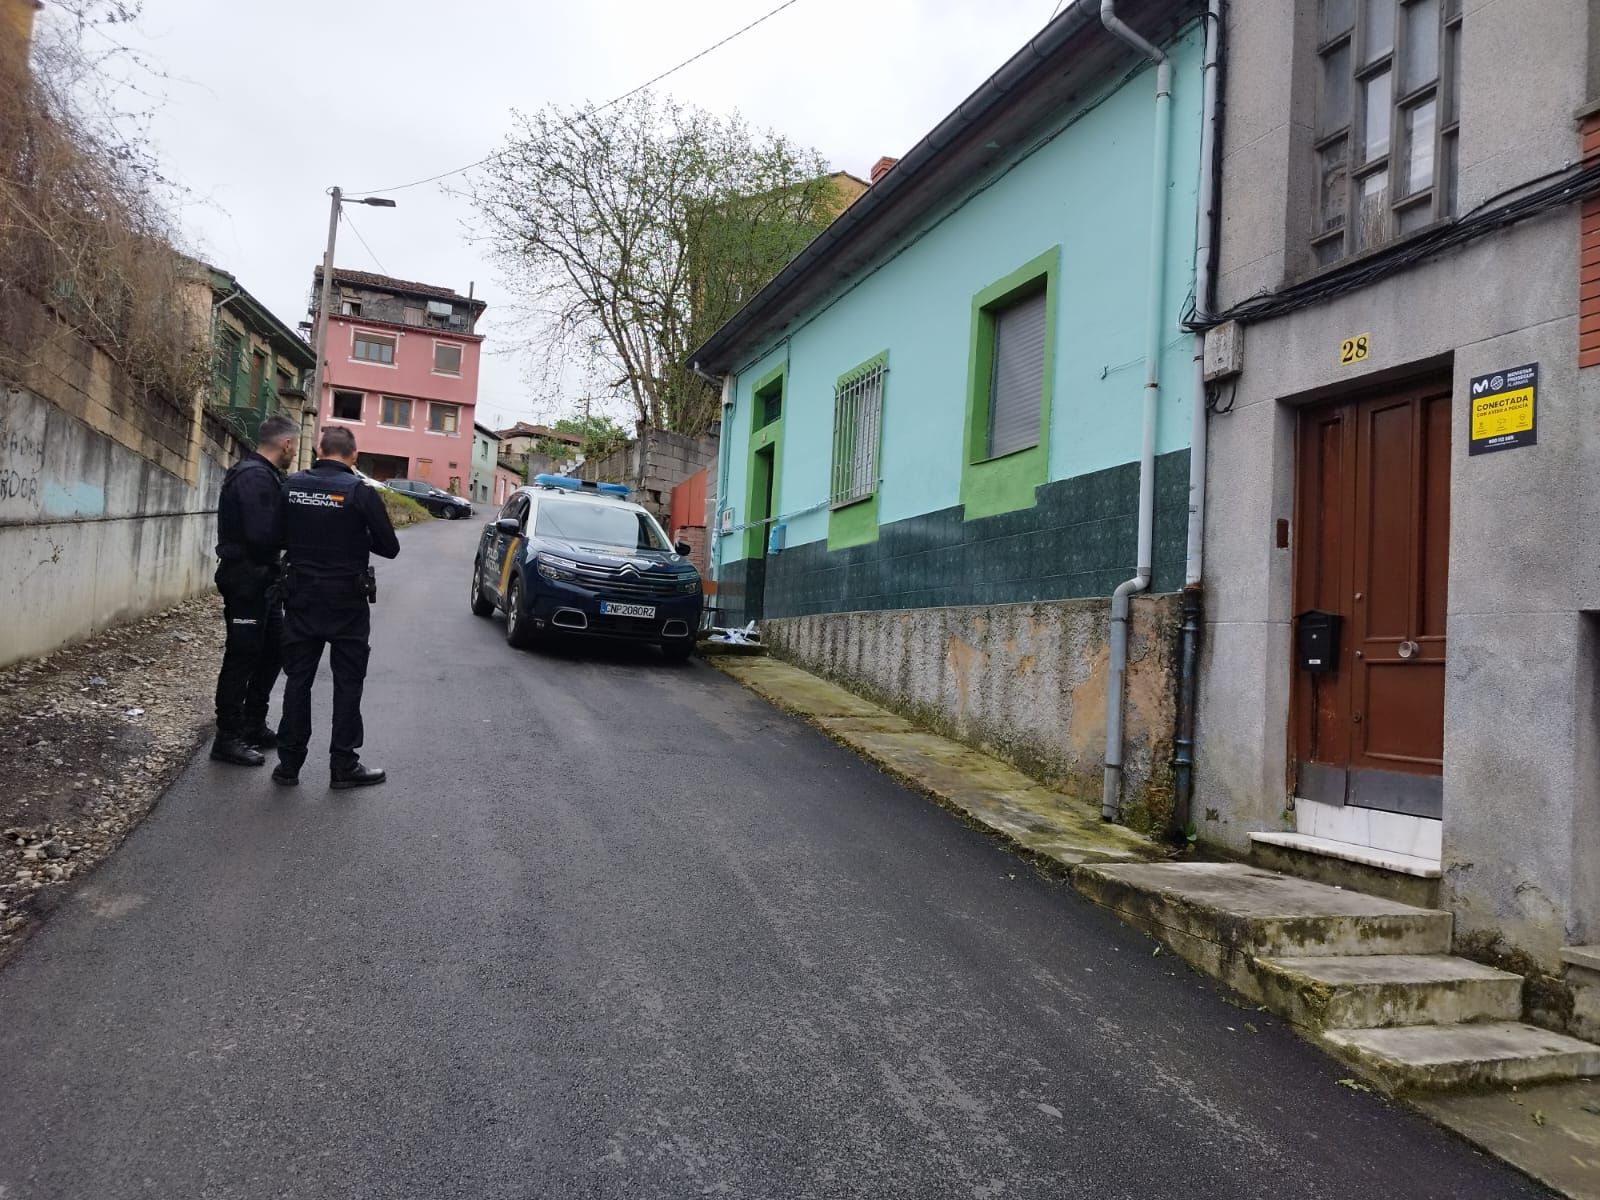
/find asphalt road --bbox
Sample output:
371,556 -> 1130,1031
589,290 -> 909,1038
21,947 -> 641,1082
0,517 -> 1547,1200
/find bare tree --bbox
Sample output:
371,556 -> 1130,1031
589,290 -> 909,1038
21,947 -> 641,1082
0,0 -> 206,403
470,92 -> 837,437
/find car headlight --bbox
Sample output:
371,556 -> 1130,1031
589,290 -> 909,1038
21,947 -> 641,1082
676,575 -> 701,594
537,554 -> 580,581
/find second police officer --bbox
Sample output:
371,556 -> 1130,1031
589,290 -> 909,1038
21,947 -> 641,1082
272,425 -> 399,789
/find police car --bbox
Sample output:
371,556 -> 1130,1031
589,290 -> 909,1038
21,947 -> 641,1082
471,474 -> 702,660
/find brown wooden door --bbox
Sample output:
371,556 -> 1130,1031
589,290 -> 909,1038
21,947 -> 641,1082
1293,381 -> 1451,818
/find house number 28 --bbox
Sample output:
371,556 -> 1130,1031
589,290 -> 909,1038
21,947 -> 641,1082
1339,334 -> 1370,365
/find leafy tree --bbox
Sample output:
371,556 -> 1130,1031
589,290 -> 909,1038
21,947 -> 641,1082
471,92 -> 835,437
536,414 -> 629,461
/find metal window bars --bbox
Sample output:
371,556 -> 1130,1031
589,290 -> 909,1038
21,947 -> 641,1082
830,361 -> 884,507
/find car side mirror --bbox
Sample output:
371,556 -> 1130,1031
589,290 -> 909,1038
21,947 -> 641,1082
675,541 -> 692,557
495,517 -> 521,535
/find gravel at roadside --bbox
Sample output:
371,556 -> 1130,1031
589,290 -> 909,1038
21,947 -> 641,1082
0,595 -> 223,963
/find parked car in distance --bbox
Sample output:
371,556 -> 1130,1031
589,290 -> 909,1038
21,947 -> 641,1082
471,474 -> 702,661
385,478 -> 473,519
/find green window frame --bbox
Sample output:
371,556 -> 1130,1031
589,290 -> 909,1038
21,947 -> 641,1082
830,352 -> 886,507
215,327 -> 242,406
959,247 -> 1060,520
828,351 -> 888,551
755,370 -> 784,429
742,362 -> 786,561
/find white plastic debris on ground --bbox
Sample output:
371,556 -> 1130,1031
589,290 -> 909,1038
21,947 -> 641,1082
707,622 -> 761,646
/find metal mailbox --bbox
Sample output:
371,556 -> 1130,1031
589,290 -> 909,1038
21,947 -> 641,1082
1296,610 -> 1342,675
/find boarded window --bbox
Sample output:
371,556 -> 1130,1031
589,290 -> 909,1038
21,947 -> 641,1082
429,403 -> 460,434
353,332 -> 396,364
380,396 -> 412,427
831,359 -> 884,506
433,342 -> 462,375
403,307 -> 424,326
986,289 -> 1047,458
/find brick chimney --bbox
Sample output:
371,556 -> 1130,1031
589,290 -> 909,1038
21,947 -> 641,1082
870,156 -> 899,185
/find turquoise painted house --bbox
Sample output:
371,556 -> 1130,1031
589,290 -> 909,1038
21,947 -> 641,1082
691,0 -> 1210,825
695,2 -> 1204,623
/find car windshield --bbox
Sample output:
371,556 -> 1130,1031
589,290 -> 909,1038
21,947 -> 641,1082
535,499 -> 671,553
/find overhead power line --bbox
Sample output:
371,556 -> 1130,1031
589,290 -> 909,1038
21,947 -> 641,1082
340,208 -> 391,276
350,0 -> 805,196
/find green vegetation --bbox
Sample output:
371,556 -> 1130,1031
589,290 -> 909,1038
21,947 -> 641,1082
536,415 -> 630,461
381,489 -> 431,527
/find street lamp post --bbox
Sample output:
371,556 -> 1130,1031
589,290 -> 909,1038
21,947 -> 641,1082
308,187 -> 396,437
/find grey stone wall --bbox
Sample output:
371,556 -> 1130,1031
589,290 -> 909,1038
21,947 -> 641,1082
763,595 -> 1181,833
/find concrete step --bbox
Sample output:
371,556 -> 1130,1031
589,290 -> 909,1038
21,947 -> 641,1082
1324,1021 -> 1600,1092
1254,954 -> 1523,1030
1071,862 -> 1453,967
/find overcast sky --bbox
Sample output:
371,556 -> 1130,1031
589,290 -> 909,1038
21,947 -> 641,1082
92,0 -> 1067,430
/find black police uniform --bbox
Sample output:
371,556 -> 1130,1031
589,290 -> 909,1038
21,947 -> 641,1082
213,449 -> 286,754
274,459 -> 399,783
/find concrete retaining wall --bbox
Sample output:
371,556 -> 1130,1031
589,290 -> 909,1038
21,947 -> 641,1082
1,380 -> 241,668
762,595 -> 1181,832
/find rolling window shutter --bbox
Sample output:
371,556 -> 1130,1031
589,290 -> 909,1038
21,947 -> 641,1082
987,289 -> 1047,458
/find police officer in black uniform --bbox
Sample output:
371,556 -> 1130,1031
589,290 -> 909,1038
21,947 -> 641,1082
272,425 -> 399,789
211,413 -> 300,767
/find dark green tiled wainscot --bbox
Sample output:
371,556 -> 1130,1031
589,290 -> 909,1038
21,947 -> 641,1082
717,450 -> 1189,625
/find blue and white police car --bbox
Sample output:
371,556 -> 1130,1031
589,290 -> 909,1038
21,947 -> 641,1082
470,474 -> 702,660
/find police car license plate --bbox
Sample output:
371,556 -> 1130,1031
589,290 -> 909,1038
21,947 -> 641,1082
600,601 -> 655,619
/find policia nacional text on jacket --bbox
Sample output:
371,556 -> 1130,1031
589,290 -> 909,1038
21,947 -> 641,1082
271,426 -> 399,789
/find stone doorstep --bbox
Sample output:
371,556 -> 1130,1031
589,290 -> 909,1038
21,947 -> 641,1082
1073,862 -> 1600,1101
1253,953 -> 1524,1030
1248,831 -> 1442,878
1248,833 -> 1440,910
1069,862 -> 1454,959
1323,1024 -> 1600,1092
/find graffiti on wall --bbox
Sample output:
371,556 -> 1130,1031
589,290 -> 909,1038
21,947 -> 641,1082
0,390 -> 47,520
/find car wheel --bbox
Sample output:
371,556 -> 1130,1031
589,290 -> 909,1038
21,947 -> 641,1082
470,559 -> 494,617
660,640 -> 694,664
504,576 -> 537,649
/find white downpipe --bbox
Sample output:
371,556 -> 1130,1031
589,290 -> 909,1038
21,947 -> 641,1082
705,369 -> 735,589
1101,0 -> 1173,822
1187,0 -> 1222,588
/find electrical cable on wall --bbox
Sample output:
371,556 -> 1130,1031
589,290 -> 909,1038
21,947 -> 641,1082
1197,159 -> 1600,330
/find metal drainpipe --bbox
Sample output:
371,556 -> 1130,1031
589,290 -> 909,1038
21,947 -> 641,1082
1100,0 -> 1173,823
1171,0 -> 1225,834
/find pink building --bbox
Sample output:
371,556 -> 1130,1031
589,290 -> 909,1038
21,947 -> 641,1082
492,464 -> 522,507
311,268 -> 487,495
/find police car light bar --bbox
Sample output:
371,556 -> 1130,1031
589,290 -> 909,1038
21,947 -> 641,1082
532,473 -> 631,498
